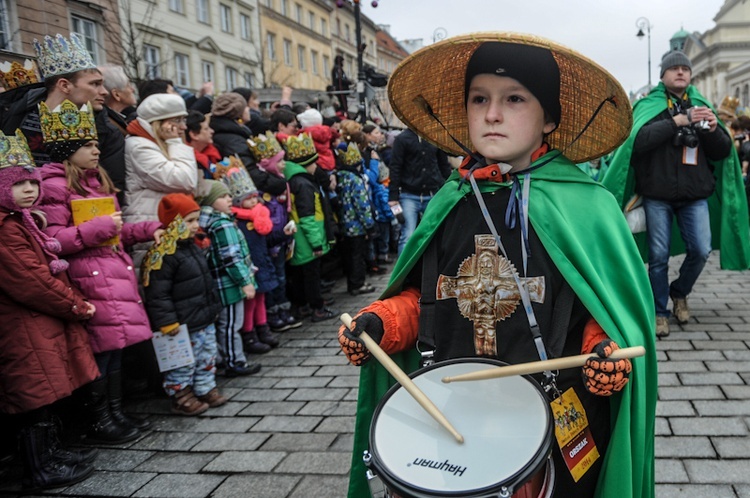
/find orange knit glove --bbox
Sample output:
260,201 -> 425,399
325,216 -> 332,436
337,313 -> 384,366
582,339 -> 631,396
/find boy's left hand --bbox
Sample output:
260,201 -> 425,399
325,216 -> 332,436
582,339 -> 631,396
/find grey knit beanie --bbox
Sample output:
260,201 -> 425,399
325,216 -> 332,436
660,51 -> 692,77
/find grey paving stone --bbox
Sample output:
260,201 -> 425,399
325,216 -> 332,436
261,433 -> 337,451
315,365 -> 359,376
655,484 -> 739,498
656,341 -> 696,351
738,484 -> 750,498
231,388 -> 293,401
657,401 -> 696,417
654,436 -> 716,458
61,471 -> 156,496
343,388 -> 359,401
725,351 -> 750,361
691,340 -> 748,350
300,356 -> 351,366
251,415 -> 323,432
671,417 -> 749,436
238,401 -> 305,416
697,316 -> 745,324
135,452 -> 218,472
274,376 -> 333,388
659,373 -> 681,387
723,386 -> 750,399
709,332 -> 750,340
222,376 -> 278,388
666,350 -> 724,361
694,400 -> 750,416
330,433 -> 354,452
315,416 -> 355,433
678,372 -> 745,385
196,401 -> 248,417
192,417 -> 259,433
706,361 -> 750,372
211,474 -> 301,498
712,436 -> 750,457
658,361 -> 708,373
658,386 -> 725,400
684,459 -> 750,483
280,339 -> 330,348
654,459 -> 689,483
259,366 -> 320,377
288,475 -> 349,498
328,376 -> 360,388
286,387 -> 349,401
274,451 -> 351,474
203,451 -> 286,472
664,329 -> 714,338
149,416 -> 201,432
130,431 -> 207,451
191,432 -> 270,451
132,473 -> 226,498
82,444 -> 149,471
298,400 -> 357,416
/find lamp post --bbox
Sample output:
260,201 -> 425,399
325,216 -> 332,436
636,17 -> 653,88
433,27 -> 447,44
336,0 -> 380,123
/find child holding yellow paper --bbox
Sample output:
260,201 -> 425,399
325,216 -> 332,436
38,100 -> 163,444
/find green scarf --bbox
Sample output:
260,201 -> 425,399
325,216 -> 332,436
601,82 -> 750,270
348,153 -> 658,498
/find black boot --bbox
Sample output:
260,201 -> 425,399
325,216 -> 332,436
82,377 -> 140,445
47,419 -> 98,465
243,329 -> 272,354
19,422 -> 93,491
256,324 -> 280,348
108,370 -> 151,431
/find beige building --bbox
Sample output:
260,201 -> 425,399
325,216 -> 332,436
1,0 -> 123,67
683,0 -> 750,108
373,24 -> 408,127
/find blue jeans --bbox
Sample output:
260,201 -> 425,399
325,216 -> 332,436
397,192 -> 434,255
644,197 -> 711,317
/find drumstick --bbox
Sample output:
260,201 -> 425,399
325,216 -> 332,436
340,313 -> 464,444
441,346 -> 646,383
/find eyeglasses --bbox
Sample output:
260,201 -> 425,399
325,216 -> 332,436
166,117 -> 187,124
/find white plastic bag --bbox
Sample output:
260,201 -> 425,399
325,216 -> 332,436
624,195 -> 646,234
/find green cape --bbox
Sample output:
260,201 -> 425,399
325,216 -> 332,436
600,82 -> 750,270
348,153 -> 658,498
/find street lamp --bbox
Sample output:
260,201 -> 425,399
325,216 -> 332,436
433,27 -> 447,44
636,17 -> 653,88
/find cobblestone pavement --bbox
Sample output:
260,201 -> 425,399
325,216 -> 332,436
1,252 -> 749,497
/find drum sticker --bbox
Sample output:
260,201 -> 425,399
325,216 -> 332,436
551,388 -> 600,482
436,234 -> 545,357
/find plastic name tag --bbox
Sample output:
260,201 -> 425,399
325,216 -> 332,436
683,146 -> 698,165
550,387 -> 600,482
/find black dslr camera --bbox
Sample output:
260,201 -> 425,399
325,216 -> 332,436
673,107 -> 710,148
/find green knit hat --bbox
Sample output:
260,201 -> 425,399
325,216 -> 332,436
200,179 -> 231,207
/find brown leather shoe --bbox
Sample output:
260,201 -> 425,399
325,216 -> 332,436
171,387 -> 209,416
197,388 -> 228,408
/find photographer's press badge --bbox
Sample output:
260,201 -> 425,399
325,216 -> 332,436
683,146 -> 698,166
550,388 -> 599,482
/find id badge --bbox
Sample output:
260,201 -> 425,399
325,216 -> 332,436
550,388 -> 600,482
683,146 -> 698,165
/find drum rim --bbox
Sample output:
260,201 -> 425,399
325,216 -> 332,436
368,357 -> 555,497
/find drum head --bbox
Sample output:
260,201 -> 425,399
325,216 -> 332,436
369,358 -> 553,497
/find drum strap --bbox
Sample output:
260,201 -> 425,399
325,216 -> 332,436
417,234 -> 439,366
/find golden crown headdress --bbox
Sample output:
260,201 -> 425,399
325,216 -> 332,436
39,100 -> 97,144
335,142 -> 363,168
212,154 -> 245,180
0,60 -> 41,91
142,214 -> 191,287
719,95 -> 740,117
0,129 -> 35,169
33,33 -> 97,78
247,132 -> 283,161
281,132 -> 318,166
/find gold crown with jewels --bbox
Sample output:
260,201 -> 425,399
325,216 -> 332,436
39,100 -> 98,144
0,60 -> 41,90
280,132 -> 318,166
336,142 -> 363,168
33,33 -> 97,78
0,129 -> 35,169
247,132 -> 283,161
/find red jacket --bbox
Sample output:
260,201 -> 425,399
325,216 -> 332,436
0,209 -> 99,414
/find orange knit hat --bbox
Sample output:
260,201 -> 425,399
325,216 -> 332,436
158,193 -> 200,227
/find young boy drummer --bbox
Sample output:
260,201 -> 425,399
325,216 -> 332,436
338,33 -> 657,498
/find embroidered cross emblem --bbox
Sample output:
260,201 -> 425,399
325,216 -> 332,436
436,234 -> 545,356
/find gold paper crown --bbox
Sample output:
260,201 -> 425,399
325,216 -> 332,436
33,33 -> 97,78
336,142 -> 363,168
0,60 -> 41,90
213,154 -> 245,180
142,214 -> 191,287
281,132 -> 318,166
719,95 -> 740,117
247,132 -> 283,161
39,100 -> 97,143
0,129 -> 35,169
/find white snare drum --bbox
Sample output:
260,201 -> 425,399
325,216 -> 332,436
365,358 -> 554,498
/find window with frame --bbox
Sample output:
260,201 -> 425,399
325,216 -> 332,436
345,24 -> 350,43
244,72 -> 254,88
225,66 -> 238,91
267,32 -> 277,60
295,3 -> 302,23
320,18 -> 327,37
322,55 -> 330,77
202,61 -> 214,83
281,0 -> 288,16
196,0 -> 210,24
264,0 -> 272,7
174,53 -> 190,87
297,45 -> 306,71
346,58 -> 353,77
220,4 -> 232,33
168,0 -> 184,14
335,19 -> 340,37
0,0 -> 12,50
311,50 -> 318,75
308,11 -> 315,31
71,15 -> 99,64
283,39 -> 292,66
240,14 -> 251,40
144,45 -> 161,79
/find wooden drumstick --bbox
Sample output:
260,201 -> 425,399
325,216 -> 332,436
441,346 -> 646,383
340,313 -> 464,444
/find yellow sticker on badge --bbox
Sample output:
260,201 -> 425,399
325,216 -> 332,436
551,388 -> 600,482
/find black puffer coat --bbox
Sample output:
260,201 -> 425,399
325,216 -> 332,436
144,240 -> 222,333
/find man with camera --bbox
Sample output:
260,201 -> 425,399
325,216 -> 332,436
627,51 -> 734,338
